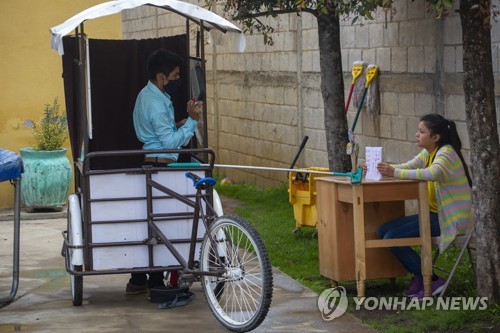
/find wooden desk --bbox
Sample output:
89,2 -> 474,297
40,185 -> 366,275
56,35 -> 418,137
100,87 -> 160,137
316,177 -> 432,298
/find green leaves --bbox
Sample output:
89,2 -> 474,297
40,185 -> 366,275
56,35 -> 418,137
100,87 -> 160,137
32,97 -> 69,151
428,0 -> 454,18
210,0 -> 401,46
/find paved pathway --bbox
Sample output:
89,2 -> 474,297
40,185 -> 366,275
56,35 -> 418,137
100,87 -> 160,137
0,212 -> 376,332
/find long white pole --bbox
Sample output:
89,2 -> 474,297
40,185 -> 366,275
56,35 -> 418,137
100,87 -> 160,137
201,164 -> 334,175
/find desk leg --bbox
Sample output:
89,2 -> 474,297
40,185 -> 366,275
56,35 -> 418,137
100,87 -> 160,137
352,185 -> 366,298
418,182 -> 432,297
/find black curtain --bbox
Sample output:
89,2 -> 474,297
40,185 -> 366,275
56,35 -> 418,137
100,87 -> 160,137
62,35 -> 188,170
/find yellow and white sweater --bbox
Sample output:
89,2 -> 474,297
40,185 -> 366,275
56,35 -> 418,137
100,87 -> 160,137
392,145 -> 472,252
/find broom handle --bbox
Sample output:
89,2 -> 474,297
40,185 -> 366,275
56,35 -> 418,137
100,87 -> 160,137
345,84 -> 355,113
289,136 -> 309,169
351,87 -> 368,132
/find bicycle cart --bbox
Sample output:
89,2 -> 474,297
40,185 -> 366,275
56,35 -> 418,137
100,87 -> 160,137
50,1 -> 272,331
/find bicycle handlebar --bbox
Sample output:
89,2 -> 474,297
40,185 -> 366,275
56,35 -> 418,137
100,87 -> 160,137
185,172 -> 216,189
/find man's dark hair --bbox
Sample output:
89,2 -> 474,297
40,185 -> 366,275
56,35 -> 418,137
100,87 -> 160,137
147,49 -> 183,81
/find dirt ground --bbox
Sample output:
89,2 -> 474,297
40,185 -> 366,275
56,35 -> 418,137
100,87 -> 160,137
218,195 -> 241,215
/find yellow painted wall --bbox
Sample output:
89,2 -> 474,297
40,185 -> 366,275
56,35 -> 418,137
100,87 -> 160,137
0,0 -> 121,209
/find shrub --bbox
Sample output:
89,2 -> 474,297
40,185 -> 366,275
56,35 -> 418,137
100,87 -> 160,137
32,98 -> 68,151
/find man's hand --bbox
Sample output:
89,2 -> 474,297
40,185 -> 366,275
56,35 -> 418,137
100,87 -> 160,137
377,162 -> 395,177
187,100 -> 203,121
176,119 -> 186,128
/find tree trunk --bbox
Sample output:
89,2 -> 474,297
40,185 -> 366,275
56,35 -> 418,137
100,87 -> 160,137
317,14 -> 351,172
460,0 -> 500,303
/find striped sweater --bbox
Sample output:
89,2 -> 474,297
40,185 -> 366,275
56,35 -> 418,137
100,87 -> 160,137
392,145 -> 472,252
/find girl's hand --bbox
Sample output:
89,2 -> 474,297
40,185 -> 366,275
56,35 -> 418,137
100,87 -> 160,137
377,162 -> 395,177
362,164 -> 367,177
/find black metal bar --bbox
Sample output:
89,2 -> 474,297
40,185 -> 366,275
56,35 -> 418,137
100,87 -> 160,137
289,136 -> 309,169
146,172 -> 155,269
147,179 -> 196,209
148,220 -> 188,268
88,194 -> 196,203
89,213 -> 194,224
0,178 -> 21,304
200,20 -> 208,148
87,238 -> 203,248
187,193 -> 201,268
83,148 -> 215,172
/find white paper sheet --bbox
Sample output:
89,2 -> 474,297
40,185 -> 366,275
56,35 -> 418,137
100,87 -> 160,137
365,147 -> 383,181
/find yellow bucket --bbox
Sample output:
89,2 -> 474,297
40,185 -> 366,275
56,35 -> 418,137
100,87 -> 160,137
288,167 -> 330,232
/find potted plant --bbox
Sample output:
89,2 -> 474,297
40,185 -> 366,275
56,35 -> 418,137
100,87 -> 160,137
20,98 -> 72,212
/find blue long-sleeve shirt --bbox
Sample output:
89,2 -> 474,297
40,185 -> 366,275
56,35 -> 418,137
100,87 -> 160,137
133,81 -> 197,160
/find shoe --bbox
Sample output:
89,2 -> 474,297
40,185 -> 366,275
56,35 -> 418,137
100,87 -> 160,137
431,277 -> 446,296
125,282 -> 147,294
147,283 -> 167,300
414,277 -> 447,300
405,276 -> 423,297
149,285 -> 189,303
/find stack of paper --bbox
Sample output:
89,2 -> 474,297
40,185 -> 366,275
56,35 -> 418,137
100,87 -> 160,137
365,147 -> 383,181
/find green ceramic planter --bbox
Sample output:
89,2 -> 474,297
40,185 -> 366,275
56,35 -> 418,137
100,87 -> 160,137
19,148 -> 72,212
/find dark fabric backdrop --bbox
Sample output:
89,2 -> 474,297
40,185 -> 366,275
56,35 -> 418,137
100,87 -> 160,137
62,35 -> 188,170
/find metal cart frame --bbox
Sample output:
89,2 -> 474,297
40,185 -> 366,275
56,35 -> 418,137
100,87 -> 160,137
49,2 -> 273,332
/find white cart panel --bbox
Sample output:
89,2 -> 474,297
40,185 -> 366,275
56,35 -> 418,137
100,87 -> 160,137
88,169 -> 207,270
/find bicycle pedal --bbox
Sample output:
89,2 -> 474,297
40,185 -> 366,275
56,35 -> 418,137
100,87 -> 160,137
178,273 -> 195,288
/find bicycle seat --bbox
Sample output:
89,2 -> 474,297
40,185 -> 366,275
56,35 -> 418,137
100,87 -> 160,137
185,172 -> 216,189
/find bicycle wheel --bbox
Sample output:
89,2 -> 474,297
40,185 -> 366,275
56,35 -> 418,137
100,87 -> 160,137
200,215 -> 273,332
70,265 -> 83,306
67,206 -> 83,306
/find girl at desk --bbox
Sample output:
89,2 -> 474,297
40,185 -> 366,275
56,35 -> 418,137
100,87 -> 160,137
375,113 -> 472,299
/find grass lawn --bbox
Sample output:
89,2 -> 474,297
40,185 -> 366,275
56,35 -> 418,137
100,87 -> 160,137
215,181 -> 499,333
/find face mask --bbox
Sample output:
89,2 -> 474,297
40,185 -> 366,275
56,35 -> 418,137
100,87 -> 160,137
165,78 -> 182,95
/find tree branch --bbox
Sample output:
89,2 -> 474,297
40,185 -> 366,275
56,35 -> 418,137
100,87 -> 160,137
235,7 -> 318,20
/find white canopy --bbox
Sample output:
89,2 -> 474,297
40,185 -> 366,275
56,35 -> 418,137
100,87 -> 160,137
50,0 -> 245,55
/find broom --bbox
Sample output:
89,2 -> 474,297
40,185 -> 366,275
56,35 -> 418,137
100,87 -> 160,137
345,61 -> 366,113
350,64 -> 379,133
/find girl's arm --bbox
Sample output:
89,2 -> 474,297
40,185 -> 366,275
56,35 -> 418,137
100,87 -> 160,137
392,150 -> 428,170
377,150 -> 428,177
393,149 -> 452,182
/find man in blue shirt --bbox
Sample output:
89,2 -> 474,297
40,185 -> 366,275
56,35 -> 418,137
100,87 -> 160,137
127,49 -> 202,295
133,49 -> 202,165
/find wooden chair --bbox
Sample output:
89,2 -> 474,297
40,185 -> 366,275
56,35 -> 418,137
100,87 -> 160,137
431,220 -> 477,297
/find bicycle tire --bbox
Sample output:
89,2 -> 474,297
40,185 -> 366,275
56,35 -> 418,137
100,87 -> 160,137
70,265 -> 83,306
200,215 -> 273,332
67,208 -> 83,306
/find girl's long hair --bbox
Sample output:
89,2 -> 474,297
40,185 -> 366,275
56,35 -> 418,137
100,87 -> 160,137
421,114 -> 472,187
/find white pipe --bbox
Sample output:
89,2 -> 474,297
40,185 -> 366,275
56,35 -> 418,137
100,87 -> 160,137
202,163 -> 334,175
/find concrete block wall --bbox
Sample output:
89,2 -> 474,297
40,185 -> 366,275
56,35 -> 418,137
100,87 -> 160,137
203,11 -> 309,188
122,0 -> 500,188
340,0 -> 488,167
